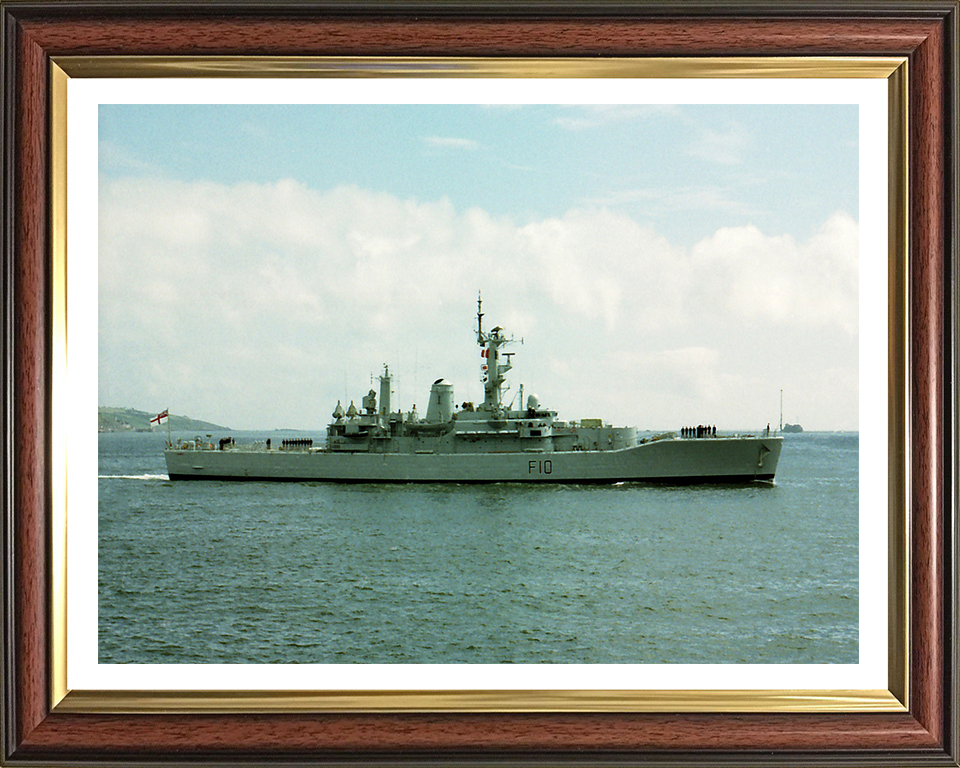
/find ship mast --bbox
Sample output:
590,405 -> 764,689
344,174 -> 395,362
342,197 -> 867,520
476,291 -> 484,342
476,292 -> 513,415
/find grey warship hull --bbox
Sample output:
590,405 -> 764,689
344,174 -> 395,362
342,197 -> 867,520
165,434 -> 781,484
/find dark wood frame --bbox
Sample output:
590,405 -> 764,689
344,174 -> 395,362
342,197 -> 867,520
2,2 -> 957,765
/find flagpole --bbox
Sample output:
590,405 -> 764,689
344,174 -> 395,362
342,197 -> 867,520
166,408 -> 171,447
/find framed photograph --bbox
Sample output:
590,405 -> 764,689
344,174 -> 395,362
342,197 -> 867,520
2,2 -> 957,766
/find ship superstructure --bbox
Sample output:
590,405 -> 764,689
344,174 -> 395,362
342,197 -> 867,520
165,296 -> 782,483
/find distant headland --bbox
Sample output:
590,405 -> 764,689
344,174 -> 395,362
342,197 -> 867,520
782,423 -> 804,434
98,407 -> 228,433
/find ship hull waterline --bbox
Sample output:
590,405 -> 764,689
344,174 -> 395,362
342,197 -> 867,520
165,436 -> 782,484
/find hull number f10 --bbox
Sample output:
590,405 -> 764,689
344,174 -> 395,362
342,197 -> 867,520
528,459 -> 553,475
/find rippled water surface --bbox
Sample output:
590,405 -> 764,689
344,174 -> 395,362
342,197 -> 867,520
99,431 -> 858,664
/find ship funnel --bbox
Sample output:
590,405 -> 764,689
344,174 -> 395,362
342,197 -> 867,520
426,379 -> 455,422
379,365 -> 392,418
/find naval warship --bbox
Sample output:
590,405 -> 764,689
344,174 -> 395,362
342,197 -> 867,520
164,297 -> 782,483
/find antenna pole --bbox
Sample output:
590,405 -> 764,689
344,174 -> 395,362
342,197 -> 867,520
476,291 -> 484,342
779,389 -> 783,433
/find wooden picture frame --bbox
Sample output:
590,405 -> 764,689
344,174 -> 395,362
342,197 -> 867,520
2,2 -> 957,765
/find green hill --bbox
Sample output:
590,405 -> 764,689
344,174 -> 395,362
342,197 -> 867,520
98,407 -> 229,433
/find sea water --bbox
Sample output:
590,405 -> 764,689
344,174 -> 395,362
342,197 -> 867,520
98,431 -> 858,664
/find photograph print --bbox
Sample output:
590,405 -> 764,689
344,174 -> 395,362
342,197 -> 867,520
97,99 -> 859,666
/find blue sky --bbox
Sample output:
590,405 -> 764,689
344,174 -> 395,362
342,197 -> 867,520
99,103 -> 859,430
100,104 -> 856,249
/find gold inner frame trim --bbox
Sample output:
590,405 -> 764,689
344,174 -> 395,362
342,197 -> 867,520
886,62 -> 909,710
50,62 -> 69,709
54,55 -> 904,79
49,55 -> 909,715
54,688 -> 906,714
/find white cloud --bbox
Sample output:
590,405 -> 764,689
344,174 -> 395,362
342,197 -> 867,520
239,122 -> 268,140
586,185 -> 757,218
686,124 -> 751,165
98,141 -> 159,174
422,136 -> 480,151
99,178 -> 858,431
688,211 -> 859,334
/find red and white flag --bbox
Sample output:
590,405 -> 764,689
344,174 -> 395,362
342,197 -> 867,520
150,409 -> 169,427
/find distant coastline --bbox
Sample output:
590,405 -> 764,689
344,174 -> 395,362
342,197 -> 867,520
98,407 -> 228,433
